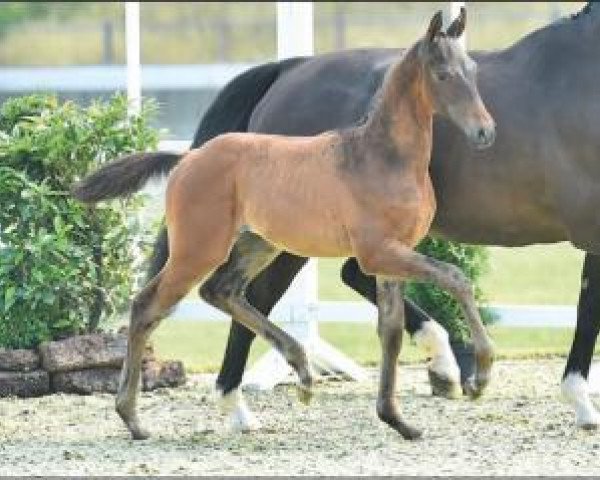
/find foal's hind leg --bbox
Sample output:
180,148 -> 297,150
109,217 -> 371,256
210,251 -> 309,432
116,260 -> 216,439
200,231 -> 314,407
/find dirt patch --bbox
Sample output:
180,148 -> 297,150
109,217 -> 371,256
0,359 -> 598,476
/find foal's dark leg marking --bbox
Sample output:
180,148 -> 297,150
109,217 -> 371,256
116,276 -> 165,440
341,257 -> 460,398
200,232 -> 313,398
375,277 -> 422,440
561,253 -> 600,428
214,252 -> 309,396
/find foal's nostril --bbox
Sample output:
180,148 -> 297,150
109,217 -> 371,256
471,126 -> 495,150
476,127 -> 495,148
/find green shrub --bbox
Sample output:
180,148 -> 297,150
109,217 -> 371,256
0,94 -> 158,348
409,236 -> 496,345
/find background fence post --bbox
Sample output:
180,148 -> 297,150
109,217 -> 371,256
125,1 -> 141,116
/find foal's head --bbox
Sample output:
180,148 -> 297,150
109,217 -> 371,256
419,9 -> 496,149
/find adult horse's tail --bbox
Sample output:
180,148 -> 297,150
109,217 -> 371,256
71,152 -> 181,203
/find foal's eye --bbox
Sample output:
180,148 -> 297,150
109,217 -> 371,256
436,71 -> 450,81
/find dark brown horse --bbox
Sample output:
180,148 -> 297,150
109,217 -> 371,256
172,2 -> 599,433
73,10 -> 495,441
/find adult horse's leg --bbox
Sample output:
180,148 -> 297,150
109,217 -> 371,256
341,258 -> 461,398
561,252 -> 600,429
200,232 -> 314,420
375,277 -> 423,440
209,250 -> 308,431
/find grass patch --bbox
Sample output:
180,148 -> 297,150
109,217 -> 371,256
480,243 -> 584,305
153,321 -> 597,373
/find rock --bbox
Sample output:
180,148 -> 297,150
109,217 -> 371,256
38,333 -> 127,373
142,360 -> 186,391
0,370 -> 50,397
51,368 -> 121,394
0,348 -> 40,372
49,360 -> 185,395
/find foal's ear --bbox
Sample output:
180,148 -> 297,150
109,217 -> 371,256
425,10 -> 444,43
446,7 -> 466,39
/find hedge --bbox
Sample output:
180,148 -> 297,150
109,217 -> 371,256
0,94 -> 157,348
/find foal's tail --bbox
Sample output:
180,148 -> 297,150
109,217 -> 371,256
71,152 -> 182,203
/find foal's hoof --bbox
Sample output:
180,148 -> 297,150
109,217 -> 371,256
377,407 -> 424,441
580,421 -> 600,431
296,384 -> 313,405
116,405 -> 151,440
399,424 -> 424,441
428,368 -> 461,399
130,425 -> 151,441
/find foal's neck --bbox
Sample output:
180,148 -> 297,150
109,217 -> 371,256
361,42 -> 434,175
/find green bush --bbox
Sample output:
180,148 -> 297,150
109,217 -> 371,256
409,236 -> 496,345
0,94 -> 158,348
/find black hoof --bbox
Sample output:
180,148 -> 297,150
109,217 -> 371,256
450,340 -> 476,386
377,408 -> 424,441
462,376 -> 486,399
131,427 -> 151,441
428,369 -> 460,399
400,424 -> 424,441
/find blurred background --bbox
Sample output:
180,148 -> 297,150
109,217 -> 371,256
1,2 -> 592,369
0,2 -> 585,139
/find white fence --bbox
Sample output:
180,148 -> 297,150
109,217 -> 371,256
169,299 -> 578,328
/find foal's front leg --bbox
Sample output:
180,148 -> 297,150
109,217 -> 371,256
375,277 -> 423,440
359,240 -> 494,399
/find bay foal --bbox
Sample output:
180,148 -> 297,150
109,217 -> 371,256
74,9 -> 496,440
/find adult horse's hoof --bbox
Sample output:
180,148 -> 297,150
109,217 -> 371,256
428,368 -> 461,399
561,372 -> 600,430
217,388 -> 262,433
462,376 -> 488,399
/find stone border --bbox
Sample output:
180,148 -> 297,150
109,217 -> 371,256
0,333 -> 185,398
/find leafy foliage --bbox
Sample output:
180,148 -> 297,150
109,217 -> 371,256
0,94 -> 158,348
0,3 -> 50,37
409,237 -> 496,344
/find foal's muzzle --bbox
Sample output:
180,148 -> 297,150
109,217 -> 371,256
468,123 -> 496,150
474,125 -> 496,150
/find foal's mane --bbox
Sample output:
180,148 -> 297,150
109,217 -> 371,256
571,1 -> 594,20
348,39 -> 425,131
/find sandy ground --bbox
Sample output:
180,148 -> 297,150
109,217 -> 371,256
1,359 -> 599,476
